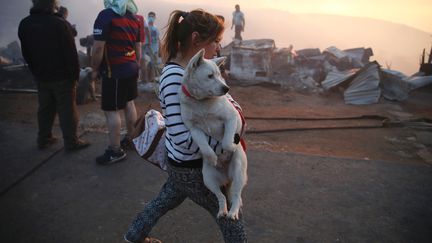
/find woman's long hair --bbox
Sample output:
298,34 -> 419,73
161,9 -> 224,62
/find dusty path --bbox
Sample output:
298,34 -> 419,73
0,82 -> 431,242
1,82 -> 430,164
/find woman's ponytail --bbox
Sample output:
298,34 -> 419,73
161,10 -> 183,62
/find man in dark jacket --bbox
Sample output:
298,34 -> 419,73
18,0 -> 89,150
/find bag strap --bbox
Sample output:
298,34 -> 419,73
131,113 -> 146,139
142,128 -> 165,159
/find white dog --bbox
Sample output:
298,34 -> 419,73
76,67 -> 96,104
179,49 -> 247,220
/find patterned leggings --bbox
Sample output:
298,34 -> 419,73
124,163 -> 247,243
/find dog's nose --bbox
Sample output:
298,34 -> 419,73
222,85 -> 230,94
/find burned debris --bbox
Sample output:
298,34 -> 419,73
0,40 -> 97,104
420,46 -> 432,76
0,41 -> 24,65
0,41 -> 34,90
224,39 -> 432,105
229,39 -> 275,83
1,39 -> 431,106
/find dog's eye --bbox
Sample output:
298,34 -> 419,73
208,74 -> 214,79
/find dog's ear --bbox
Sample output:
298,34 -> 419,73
190,49 -> 205,68
212,56 -> 226,67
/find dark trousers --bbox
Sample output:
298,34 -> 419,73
37,79 -> 79,147
125,163 -> 247,242
235,25 -> 243,41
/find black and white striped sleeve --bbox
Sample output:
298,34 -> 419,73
159,64 -> 201,160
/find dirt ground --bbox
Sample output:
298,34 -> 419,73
1,80 -> 431,165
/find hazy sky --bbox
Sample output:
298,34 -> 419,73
1,0 -> 431,75
163,0 -> 432,33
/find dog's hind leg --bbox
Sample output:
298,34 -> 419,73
227,149 -> 248,220
202,164 -> 228,218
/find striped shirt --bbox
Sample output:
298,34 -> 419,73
159,62 -> 226,164
93,9 -> 143,78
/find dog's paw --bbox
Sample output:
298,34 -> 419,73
203,152 -> 218,166
227,209 -> 240,220
222,140 -> 237,152
217,209 -> 228,218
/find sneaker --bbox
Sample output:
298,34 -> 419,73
65,139 -> 91,151
37,136 -> 58,149
96,147 -> 126,165
121,136 -> 134,150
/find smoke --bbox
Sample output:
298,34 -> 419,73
1,0 -> 429,74
0,0 -> 32,46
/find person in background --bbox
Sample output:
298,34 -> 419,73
91,0 -> 142,165
18,0 -> 90,151
135,13 -> 151,82
57,6 -> 77,37
231,4 -> 245,41
124,9 -> 247,243
143,11 -> 161,82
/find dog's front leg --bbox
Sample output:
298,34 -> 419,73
202,164 -> 228,218
189,128 -> 218,166
221,117 -> 238,152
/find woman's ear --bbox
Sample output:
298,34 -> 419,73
191,31 -> 201,47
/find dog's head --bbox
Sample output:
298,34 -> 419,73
182,49 -> 229,100
79,67 -> 93,82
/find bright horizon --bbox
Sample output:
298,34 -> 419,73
162,0 -> 432,34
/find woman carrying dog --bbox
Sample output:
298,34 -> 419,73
124,9 -> 247,243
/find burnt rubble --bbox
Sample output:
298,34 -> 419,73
0,41 -> 24,65
225,39 -> 432,105
1,39 -> 432,105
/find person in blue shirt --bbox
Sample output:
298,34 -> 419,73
143,11 -> 160,82
231,4 -> 245,41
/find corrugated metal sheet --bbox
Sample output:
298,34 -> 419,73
344,62 -> 381,105
321,69 -> 357,90
296,48 -> 321,57
324,46 -> 348,59
234,39 -> 275,50
230,39 -> 275,82
408,75 -> 432,90
380,69 -> 410,101
344,47 -> 374,65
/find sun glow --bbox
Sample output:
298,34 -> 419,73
318,2 -> 348,15
160,0 -> 432,33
